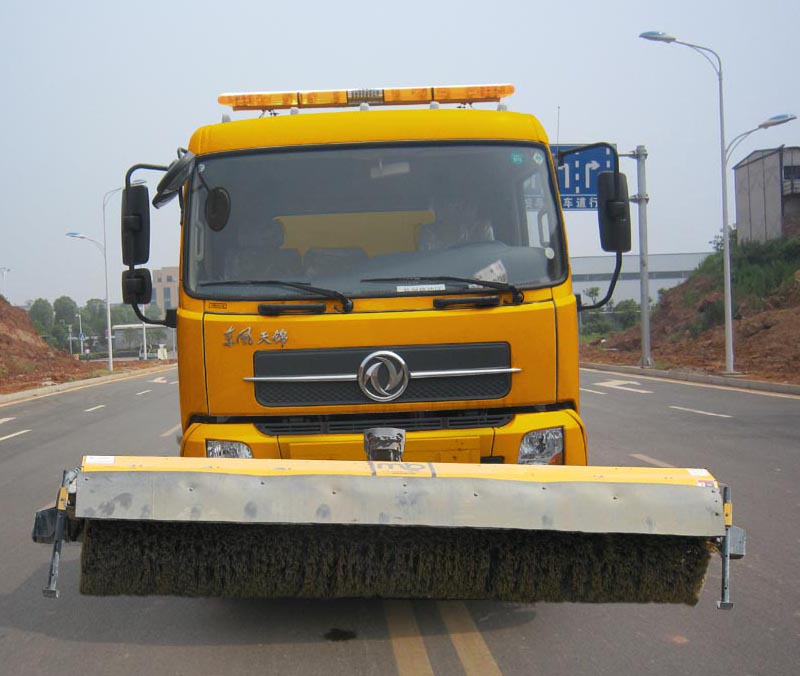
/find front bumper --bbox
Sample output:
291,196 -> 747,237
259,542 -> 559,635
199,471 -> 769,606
180,409 -> 588,464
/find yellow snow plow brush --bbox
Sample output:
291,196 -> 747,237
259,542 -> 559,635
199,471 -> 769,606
33,456 -> 745,607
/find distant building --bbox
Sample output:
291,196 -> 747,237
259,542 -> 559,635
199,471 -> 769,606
734,146 -> 800,242
571,252 -> 711,304
150,266 -> 179,312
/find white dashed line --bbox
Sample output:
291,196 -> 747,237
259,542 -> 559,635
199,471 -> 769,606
0,417 -> 16,425
136,390 -> 152,396
580,388 -> 607,395
630,453 -> 675,468
0,429 -> 31,442
669,405 -> 732,419
160,423 -> 182,438
84,405 -> 106,412
150,377 -> 168,384
169,381 -> 178,385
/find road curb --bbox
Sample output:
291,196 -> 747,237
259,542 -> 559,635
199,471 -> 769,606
0,363 -> 177,407
581,362 -> 800,396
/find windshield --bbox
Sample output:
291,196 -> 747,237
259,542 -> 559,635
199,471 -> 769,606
186,143 -> 565,300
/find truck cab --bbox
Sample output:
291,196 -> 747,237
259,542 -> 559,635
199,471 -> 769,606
121,85 -> 631,467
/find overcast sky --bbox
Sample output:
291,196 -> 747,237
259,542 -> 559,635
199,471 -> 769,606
1,0 -> 796,305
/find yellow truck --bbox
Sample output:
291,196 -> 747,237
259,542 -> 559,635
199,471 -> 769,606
34,84 -> 744,606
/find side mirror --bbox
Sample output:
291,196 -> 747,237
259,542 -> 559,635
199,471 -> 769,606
153,150 -> 196,209
121,269 -> 153,305
121,184 -> 151,265
597,172 -> 631,253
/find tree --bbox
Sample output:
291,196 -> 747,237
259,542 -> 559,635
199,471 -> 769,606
614,299 -> 640,330
28,298 -> 54,337
145,303 -> 163,321
582,286 -> 601,305
110,304 -> 138,326
50,321 -> 71,352
53,296 -> 79,327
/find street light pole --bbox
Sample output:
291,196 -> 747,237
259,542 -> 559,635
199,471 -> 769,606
0,267 -> 10,297
98,180 -> 146,372
101,187 -> 125,373
66,232 -> 110,369
640,31 -> 796,375
621,146 -> 651,367
75,313 -> 84,355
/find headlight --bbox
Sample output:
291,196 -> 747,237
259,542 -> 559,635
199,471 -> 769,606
518,427 -> 564,465
206,439 -> 254,459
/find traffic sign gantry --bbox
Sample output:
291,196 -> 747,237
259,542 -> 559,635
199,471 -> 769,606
550,144 -> 616,210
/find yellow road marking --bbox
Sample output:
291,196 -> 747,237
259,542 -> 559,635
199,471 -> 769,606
384,601 -> 434,676
438,602 -> 502,676
160,423 -> 182,438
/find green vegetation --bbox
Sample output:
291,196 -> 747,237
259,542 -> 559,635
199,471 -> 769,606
25,296 -> 165,355
579,297 -> 642,339
694,234 -> 800,312
580,235 -> 800,341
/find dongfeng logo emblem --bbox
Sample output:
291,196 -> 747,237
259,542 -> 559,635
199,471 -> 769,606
358,351 -> 410,402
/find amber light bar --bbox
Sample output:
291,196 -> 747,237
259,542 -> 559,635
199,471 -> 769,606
218,84 -> 515,111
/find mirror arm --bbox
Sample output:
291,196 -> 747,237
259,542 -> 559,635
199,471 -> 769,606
130,300 -> 169,327
578,251 -> 622,311
123,162 -> 174,327
125,163 -> 169,188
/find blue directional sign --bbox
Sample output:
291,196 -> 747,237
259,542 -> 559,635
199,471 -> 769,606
550,144 -> 616,211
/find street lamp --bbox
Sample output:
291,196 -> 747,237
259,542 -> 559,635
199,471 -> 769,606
67,233 -> 105,364
726,114 -> 796,162
640,31 -> 796,374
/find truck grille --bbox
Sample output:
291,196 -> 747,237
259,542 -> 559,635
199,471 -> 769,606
254,410 -> 514,436
252,343 -> 512,407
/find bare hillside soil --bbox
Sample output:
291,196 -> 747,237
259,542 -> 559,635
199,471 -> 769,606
580,274 -> 800,385
0,297 -> 164,395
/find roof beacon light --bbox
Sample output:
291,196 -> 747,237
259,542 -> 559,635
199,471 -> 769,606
218,84 -> 515,111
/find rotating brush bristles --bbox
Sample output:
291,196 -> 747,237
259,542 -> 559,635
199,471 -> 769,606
80,520 -> 711,604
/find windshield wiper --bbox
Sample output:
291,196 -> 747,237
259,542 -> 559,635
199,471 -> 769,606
361,276 -> 524,305
198,280 -> 354,313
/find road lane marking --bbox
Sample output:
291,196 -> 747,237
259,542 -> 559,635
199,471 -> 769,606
169,381 -> 178,385
595,379 -> 654,394
0,429 -> 31,442
630,453 -> 675,468
581,367 -> 800,399
669,405 -> 732,418
580,388 -> 607,395
0,366 -> 178,408
0,417 -> 16,425
84,405 -> 106,412
150,376 -> 168,384
160,423 -> 182,438
136,390 -> 152,396
438,602 -> 503,676
384,601 -> 434,676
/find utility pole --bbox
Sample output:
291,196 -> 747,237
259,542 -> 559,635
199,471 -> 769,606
621,145 -> 651,367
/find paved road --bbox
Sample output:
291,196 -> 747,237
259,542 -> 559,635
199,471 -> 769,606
1,366 -> 797,675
